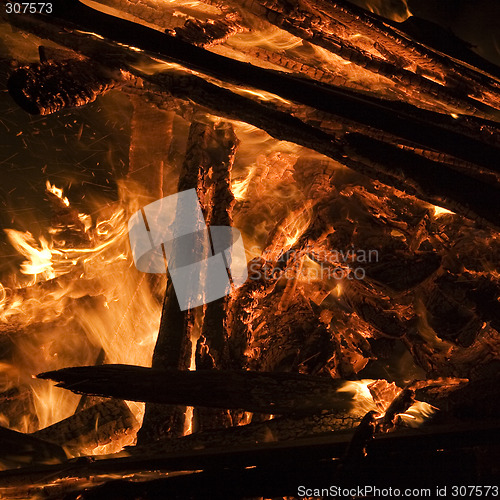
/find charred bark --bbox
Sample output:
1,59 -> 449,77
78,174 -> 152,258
193,122 -> 239,431
39,365 -> 359,415
32,400 -> 138,453
137,123 -> 214,444
0,426 -> 68,468
7,59 -> 120,115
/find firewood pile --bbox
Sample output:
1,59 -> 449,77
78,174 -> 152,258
0,0 -> 499,497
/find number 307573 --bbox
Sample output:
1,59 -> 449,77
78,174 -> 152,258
5,3 -> 53,14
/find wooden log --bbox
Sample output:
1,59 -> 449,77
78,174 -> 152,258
378,388 -> 415,431
31,400 -> 138,453
193,122 -> 239,431
38,365 -> 358,415
132,409 -> 367,456
9,1 -> 500,175
173,15 -> 245,47
137,123 -> 211,443
238,0 -> 500,119
0,421 -> 497,489
7,59 -> 120,115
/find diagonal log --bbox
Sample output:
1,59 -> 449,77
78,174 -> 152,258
193,122 -> 239,431
137,123 -> 213,444
0,426 -> 68,469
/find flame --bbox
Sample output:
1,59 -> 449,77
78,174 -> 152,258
232,164 -> 257,201
337,379 -> 380,416
4,230 -> 56,283
0,181 -> 162,438
349,0 -> 412,22
46,180 -> 69,207
278,205 -> 313,249
432,205 -> 455,217
398,401 -> 437,427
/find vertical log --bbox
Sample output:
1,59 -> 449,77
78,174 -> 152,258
194,122 -> 239,432
138,121 -> 216,443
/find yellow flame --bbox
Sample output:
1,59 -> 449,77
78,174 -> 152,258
0,181 -> 162,436
432,205 -> 455,217
282,206 -> 313,248
46,180 -> 69,207
398,401 -> 436,427
337,379 -> 379,416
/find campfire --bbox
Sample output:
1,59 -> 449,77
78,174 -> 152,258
0,0 -> 499,497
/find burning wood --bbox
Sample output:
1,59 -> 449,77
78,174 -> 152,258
38,365 -> 357,414
1,0 -> 500,495
4,0 -> 500,227
31,400 -> 138,455
7,59 -> 122,116
0,426 -> 67,469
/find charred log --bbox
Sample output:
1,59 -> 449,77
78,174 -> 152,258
38,365 -> 358,415
7,60 -> 120,115
173,15 -> 245,47
31,400 -> 138,453
137,123 -> 211,443
0,421 -> 497,491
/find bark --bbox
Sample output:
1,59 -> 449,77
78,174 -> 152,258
174,15 -> 245,47
193,123 -> 239,431
137,123 -> 214,443
31,400 -> 138,453
38,365 -> 358,415
132,410 -> 366,456
7,60 -> 120,115
0,421 -> 496,490
10,0 -> 500,173
0,426 -> 68,468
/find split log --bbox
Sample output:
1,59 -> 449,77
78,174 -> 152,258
378,388 -> 415,431
131,410 -> 367,456
39,365 -> 359,415
31,400 -> 138,453
173,15 -> 245,47
193,122 -> 239,431
90,0 -> 225,30
9,0 -> 500,176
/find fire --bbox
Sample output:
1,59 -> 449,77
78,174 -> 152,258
4,230 -> 56,284
350,0 -> 412,22
0,181 -> 162,439
46,180 -> 69,207
399,401 -> 436,427
432,205 -> 455,217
